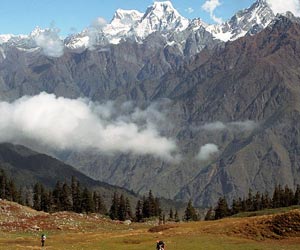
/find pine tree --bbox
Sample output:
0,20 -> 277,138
245,189 -> 254,211
118,194 -> 126,221
7,179 -> 18,202
283,185 -> 294,207
253,191 -> 262,211
142,196 -> 150,218
231,198 -> 242,215
52,181 -> 63,211
0,169 -> 7,199
33,183 -> 42,211
125,197 -> 132,220
294,184 -> 300,205
174,209 -> 180,222
81,187 -> 94,213
109,192 -> 119,220
215,197 -> 230,220
135,199 -> 143,222
261,192 -> 272,209
204,207 -> 215,220
184,200 -> 198,221
72,180 -> 82,213
169,208 -> 174,221
61,182 -> 72,211
93,191 -> 105,214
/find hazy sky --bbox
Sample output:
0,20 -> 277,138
0,0 -> 299,37
0,0 -> 254,36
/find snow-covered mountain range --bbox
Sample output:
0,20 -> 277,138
0,0 -> 289,55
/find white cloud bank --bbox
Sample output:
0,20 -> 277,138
34,28 -> 64,57
201,0 -> 223,24
0,93 -> 178,161
197,143 -> 219,161
266,0 -> 300,16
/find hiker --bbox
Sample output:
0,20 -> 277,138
156,240 -> 165,250
41,234 -> 46,247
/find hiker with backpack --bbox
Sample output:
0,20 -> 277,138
41,234 -> 46,247
156,240 -> 165,250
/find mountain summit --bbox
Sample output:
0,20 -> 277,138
207,0 -> 275,41
0,0 -> 286,52
133,1 -> 189,38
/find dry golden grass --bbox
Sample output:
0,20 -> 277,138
1,199 -> 300,250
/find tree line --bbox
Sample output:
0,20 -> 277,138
205,184 -> 300,220
0,169 -> 184,222
0,170 -> 107,214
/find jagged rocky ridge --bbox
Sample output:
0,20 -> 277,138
0,1 -> 276,56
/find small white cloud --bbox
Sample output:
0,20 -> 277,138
197,143 -> 219,161
230,120 -> 257,131
266,0 -> 300,16
91,17 -> 108,29
201,0 -> 223,24
34,28 -> 64,57
201,120 -> 257,132
201,121 -> 226,131
85,17 -> 108,49
185,7 -> 194,14
0,93 -> 178,161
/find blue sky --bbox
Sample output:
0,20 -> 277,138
0,0 -> 265,36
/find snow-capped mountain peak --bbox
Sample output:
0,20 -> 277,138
0,0 -> 291,53
207,0 -> 275,41
133,1 -> 189,38
112,9 -> 143,22
103,9 -> 143,39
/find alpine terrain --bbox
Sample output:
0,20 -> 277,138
0,0 -> 300,207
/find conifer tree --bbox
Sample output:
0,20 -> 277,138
109,192 -> 119,220
135,199 -> 143,222
253,191 -> 262,211
52,181 -> 63,211
73,180 -> 82,213
214,197 -> 230,219
125,197 -> 132,220
142,195 -> 150,218
204,207 -> 215,220
61,182 -> 73,211
174,209 -> 180,222
169,208 -> 174,221
81,187 -> 94,213
33,183 -> 42,211
283,185 -> 294,207
294,184 -> 300,205
184,200 -> 198,221
118,194 -> 126,221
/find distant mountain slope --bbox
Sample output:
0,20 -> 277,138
0,143 -> 137,201
63,14 -> 300,207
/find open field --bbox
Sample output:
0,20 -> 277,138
1,200 -> 300,250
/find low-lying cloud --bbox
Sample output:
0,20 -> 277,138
196,143 -> 219,161
34,28 -> 64,57
201,0 -> 223,24
201,120 -> 257,132
266,0 -> 300,16
0,93 -> 178,161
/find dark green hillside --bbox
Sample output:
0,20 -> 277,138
0,143 -> 136,202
